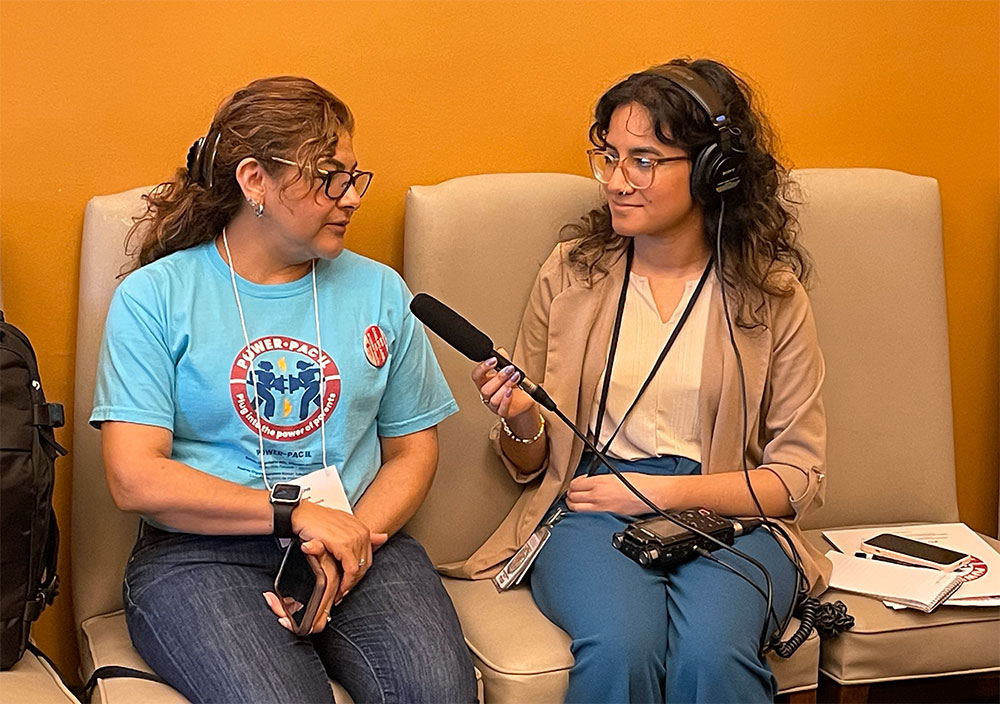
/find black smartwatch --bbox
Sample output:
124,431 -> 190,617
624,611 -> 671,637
270,483 -> 302,538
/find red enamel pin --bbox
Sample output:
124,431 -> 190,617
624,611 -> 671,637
364,325 -> 389,368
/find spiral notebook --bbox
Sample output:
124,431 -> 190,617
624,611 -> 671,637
825,550 -> 964,613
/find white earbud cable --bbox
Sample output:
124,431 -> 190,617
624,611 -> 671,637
222,228 -> 329,490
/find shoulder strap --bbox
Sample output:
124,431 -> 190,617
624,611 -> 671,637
82,664 -> 168,703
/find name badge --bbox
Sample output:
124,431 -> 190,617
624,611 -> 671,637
492,507 -> 566,592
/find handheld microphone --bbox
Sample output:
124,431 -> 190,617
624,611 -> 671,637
409,293 -> 556,411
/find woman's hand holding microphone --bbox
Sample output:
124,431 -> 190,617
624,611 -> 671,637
472,354 -> 547,471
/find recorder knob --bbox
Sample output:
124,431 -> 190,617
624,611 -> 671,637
612,533 -> 623,549
646,547 -> 660,563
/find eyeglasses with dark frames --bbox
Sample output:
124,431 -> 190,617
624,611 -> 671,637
587,149 -> 689,190
270,157 -> 373,200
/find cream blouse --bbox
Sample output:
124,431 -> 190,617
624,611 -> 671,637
589,271 -> 714,462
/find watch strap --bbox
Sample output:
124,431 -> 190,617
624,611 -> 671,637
272,502 -> 296,538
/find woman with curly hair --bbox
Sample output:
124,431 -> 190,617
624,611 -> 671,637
92,76 -> 476,703
463,59 -> 829,702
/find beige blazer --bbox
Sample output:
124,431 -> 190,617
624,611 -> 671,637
440,241 -> 831,594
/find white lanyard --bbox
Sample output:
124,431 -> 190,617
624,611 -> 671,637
221,228 -> 328,490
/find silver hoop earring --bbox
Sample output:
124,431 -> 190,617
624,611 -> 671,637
247,197 -> 264,217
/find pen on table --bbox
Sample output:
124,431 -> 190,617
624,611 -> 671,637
853,551 -> 931,568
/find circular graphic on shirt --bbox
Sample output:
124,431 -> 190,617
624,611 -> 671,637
363,325 -> 389,368
229,336 -> 340,442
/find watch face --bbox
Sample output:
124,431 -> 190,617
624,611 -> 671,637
272,484 -> 301,502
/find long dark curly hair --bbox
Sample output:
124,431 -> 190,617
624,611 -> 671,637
564,58 -> 810,328
124,76 -> 353,272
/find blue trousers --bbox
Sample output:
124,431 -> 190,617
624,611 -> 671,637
530,455 -> 797,704
124,526 -> 477,704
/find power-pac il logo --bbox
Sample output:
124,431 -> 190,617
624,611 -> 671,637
229,336 -> 340,442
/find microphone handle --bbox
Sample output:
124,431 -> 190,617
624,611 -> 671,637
491,350 -> 557,412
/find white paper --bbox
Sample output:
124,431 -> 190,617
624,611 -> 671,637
826,550 -> 963,611
287,465 -> 353,514
822,523 -> 1000,604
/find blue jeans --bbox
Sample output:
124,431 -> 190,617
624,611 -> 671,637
529,454 -> 797,703
124,526 -> 477,704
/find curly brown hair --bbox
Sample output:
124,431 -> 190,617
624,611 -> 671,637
124,76 -> 354,272
564,58 -> 810,328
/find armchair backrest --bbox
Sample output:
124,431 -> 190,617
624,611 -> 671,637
403,173 -> 605,563
72,187 -> 148,628
792,168 -> 957,528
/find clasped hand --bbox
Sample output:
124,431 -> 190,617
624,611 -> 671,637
262,501 -> 387,634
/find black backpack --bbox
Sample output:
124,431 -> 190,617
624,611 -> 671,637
0,310 -> 66,670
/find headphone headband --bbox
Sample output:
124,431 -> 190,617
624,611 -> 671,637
643,64 -> 733,152
639,63 -> 743,199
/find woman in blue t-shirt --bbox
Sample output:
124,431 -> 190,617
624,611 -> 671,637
92,76 -> 476,704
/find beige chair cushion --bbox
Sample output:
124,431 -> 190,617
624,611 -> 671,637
0,648 -> 79,704
404,173 -> 607,566
80,612 -> 357,704
807,531 -> 1000,684
443,578 -> 820,700
73,187 -> 148,630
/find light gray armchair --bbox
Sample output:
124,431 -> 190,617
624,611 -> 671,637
793,169 -> 1000,700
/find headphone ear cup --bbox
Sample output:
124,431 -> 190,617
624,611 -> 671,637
690,142 -> 720,203
690,142 -> 743,202
186,137 -> 206,185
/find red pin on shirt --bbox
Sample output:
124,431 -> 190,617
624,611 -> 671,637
364,325 -> 389,368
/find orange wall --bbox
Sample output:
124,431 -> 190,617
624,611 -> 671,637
1,0 -> 997,677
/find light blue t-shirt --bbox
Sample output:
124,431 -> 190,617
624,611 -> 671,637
91,242 -> 458,505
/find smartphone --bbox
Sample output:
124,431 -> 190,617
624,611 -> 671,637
274,540 -> 327,636
860,533 -> 970,571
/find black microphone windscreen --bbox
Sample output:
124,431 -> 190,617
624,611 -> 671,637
410,293 -> 495,362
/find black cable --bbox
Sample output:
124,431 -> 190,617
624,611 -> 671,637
693,546 -> 783,627
712,198 -> 779,655
547,403 -> 776,658
714,197 -> 809,656
770,595 -> 855,658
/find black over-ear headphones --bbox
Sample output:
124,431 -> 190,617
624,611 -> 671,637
186,129 -> 222,189
643,64 -> 744,202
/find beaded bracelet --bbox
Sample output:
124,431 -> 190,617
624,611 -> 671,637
500,413 -> 546,444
